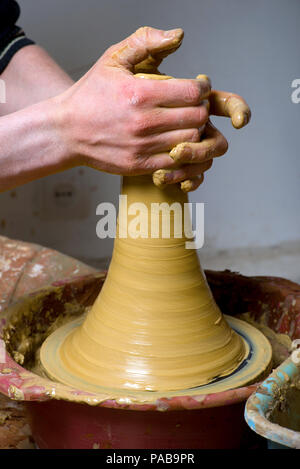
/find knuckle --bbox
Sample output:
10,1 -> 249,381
136,26 -> 152,38
131,113 -> 152,136
174,169 -> 185,182
185,82 -> 201,104
123,153 -> 139,174
133,137 -> 151,154
188,128 -> 200,143
127,83 -> 148,107
143,158 -> 160,172
199,104 -> 209,124
130,26 -> 153,50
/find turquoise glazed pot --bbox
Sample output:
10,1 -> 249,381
245,356 -> 300,449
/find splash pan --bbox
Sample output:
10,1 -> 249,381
0,271 -> 298,448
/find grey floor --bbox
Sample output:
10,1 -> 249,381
82,240 -> 300,284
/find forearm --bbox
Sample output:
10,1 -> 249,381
0,98 -> 71,191
0,44 -> 74,116
0,44 -> 75,191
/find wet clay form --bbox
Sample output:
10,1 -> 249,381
40,175 -> 271,394
40,76 -> 271,395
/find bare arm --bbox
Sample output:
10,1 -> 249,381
0,44 -> 74,191
0,44 -> 73,115
0,27 -> 251,193
0,98 -> 71,191
0,28 -> 211,192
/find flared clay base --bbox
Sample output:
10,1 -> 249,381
40,315 -> 272,397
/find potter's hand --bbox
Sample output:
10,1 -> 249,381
55,27 -> 211,176
154,88 -> 251,192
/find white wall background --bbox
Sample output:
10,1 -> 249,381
0,0 -> 299,261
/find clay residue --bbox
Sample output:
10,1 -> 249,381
1,289 -> 88,372
268,374 -> 300,433
238,312 -> 292,367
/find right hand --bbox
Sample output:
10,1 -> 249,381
54,27 -> 211,176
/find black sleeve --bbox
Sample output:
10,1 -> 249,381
0,0 -> 35,74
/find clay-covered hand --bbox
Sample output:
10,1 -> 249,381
154,86 -> 251,193
54,27 -> 212,176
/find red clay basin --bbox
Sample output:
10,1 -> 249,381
0,271 -> 299,449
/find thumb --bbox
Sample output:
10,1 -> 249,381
106,26 -> 184,72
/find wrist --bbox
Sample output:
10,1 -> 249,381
46,95 -> 78,169
50,92 -> 86,169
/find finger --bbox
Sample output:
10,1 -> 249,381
208,89 -> 251,129
105,27 -> 184,72
134,43 -> 186,74
137,75 -> 211,107
180,176 -> 204,193
134,47 -> 179,74
135,105 -> 208,136
169,121 -> 228,164
152,160 -> 212,187
141,128 -> 201,154
136,152 -> 177,174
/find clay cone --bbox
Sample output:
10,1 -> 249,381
47,176 -> 247,391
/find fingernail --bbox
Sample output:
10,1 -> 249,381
164,28 -> 184,40
152,169 -> 173,187
196,74 -> 211,85
232,111 -> 249,129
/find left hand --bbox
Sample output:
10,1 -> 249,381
153,86 -> 251,192
133,29 -> 251,193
